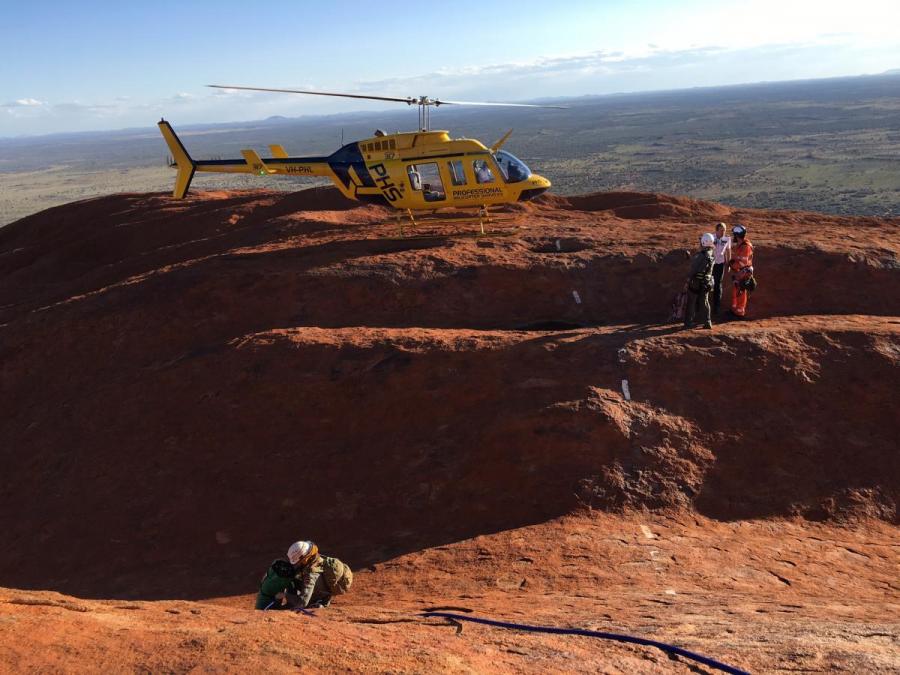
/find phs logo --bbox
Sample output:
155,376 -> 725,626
370,163 -> 402,202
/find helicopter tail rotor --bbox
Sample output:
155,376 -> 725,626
158,119 -> 197,198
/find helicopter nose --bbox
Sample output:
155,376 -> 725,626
518,175 -> 551,201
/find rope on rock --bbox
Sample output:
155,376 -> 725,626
420,612 -> 750,675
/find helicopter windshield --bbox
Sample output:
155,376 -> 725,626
493,150 -> 532,183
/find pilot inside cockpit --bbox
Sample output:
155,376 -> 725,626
493,150 -> 531,183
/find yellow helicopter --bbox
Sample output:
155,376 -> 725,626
159,84 -> 564,230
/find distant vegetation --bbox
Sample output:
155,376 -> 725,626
2,73 -> 899,225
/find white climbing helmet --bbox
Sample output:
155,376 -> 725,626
700,233 -> 715,248
287,540 -> 318,566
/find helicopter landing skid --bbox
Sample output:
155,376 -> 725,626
389,206 -> 519,239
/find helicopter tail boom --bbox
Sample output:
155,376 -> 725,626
158,119 -> 196,198
158,120 -> 336,198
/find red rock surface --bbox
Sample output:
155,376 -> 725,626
0,187 -> 898,672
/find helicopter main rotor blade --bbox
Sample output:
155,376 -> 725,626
436,99 -> 568,109
208,85 -> 567,109
207,85 -> 416,105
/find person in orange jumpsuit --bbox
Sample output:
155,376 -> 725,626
729,225 -> 754,317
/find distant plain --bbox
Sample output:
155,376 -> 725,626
1,73 -> 899,225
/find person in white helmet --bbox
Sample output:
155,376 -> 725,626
255,540 -> 353,610
684,232 -> 716,329
292,540 -> 353,609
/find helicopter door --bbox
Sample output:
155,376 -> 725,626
407,162 -> 445,202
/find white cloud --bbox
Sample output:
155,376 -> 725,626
3,98 -> 44,107
342,38 -> 898,104
350,45 -> 745,98
53,101 -> 117,114
209,87 -> 263,98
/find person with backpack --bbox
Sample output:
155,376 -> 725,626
729,224 -> 755,318
290,540 -> 353,609
255,540 -> 353,610
684,232 -> 716,330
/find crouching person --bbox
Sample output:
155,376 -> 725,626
255,558 -> 299,610
289,540 -> 353,609
256,540 -> 352,610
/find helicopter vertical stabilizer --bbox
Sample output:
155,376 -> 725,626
240,149 -> 273,175
158,120 -> 196,198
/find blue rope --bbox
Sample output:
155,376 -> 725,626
421,612 -> 750,675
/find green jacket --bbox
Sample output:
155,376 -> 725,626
255,559 -> 298,610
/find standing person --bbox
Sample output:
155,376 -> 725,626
712,222 -> 731,315
684,233 -> 716,330
729,225 -> 754,318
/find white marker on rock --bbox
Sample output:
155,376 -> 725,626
572,290 -> 581,304
621,379 -> 631,401
555,239 -> 562,251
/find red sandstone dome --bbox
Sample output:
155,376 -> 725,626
0,187 -> 897,672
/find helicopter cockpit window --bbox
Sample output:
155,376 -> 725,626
493,150 -> 531,183
448,160 -> 467,186
473,159 -> 495,184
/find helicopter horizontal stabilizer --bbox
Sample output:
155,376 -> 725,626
490,129 -> 514,153
158,119 -> 196,198
240,149 -> 273,175
268,144 -> 289,158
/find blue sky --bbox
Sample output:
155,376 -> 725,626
2,0 -> 899,136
